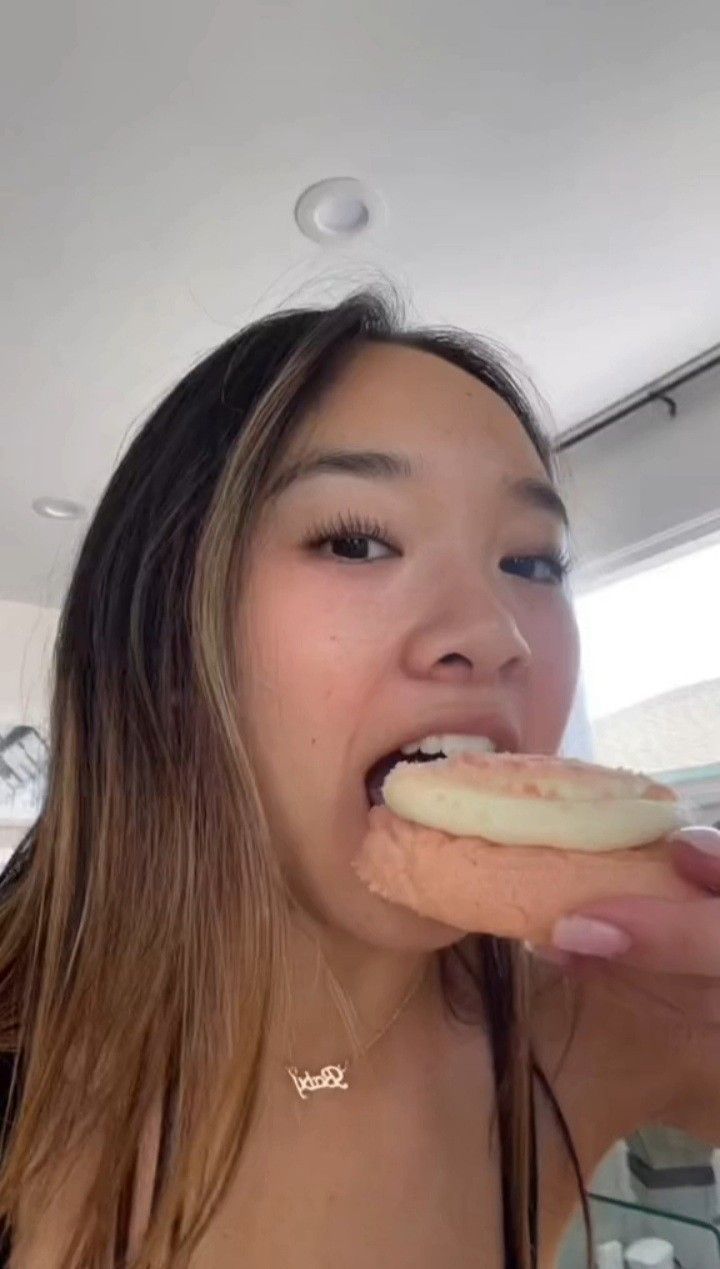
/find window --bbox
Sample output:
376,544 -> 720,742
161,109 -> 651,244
573,537 -> 720,825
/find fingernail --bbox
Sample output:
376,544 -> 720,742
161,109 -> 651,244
552,916 -> 632,957
672,826 -> 720,856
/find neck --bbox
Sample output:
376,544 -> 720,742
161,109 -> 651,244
264,911 -> 444,1082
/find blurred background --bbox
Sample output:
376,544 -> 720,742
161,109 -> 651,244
2,1 -> 719,1262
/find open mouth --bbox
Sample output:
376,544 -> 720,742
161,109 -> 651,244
365,750 -> 445,808
363,732 -> 512,809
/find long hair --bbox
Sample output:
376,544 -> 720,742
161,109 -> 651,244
0,288 -> 592,1267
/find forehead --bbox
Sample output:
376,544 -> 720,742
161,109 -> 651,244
294,342 -> 546,479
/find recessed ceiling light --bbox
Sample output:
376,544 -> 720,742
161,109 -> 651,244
32,497 -> 85,520
294,177 -> 383,244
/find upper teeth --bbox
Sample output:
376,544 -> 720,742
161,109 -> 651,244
400,733 -> 497,757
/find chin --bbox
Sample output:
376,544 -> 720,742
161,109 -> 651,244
322,883 -> 468,955
284,808 -> 467,955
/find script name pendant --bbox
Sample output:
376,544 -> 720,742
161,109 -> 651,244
287,1063 -> 350,1100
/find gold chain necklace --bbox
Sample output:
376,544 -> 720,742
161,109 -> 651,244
286,963 -> 428,1101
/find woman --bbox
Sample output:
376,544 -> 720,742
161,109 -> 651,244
0,290 -> 718,1268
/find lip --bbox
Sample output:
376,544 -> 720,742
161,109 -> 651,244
363,710 -> 521,780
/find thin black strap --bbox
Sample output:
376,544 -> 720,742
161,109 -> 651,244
0,1051 -> 21,1267
529,1071 -> 539,1269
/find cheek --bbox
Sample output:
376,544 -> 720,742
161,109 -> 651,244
238,566 -> 384,917
522,595 -> 581,751
239,565 -> 379,786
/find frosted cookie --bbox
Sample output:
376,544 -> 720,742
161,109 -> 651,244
354,753 -> 693,943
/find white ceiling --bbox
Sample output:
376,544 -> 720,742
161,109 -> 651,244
3,0 -> 719,607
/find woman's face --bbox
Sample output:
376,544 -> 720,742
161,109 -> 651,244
238,344 -> 580,951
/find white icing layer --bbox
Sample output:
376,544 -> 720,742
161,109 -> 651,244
382,765 -> 684,850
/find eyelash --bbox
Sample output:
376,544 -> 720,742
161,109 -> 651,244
303,512 -> 573,584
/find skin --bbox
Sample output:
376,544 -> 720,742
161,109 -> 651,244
16,344 -> 720,1268
238,342 -> 579,955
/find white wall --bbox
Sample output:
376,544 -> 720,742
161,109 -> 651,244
0,600 -> 59,861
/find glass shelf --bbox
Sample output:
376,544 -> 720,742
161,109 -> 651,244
588,1192 -> 720,1267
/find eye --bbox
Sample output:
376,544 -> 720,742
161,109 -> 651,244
501,551 -> 572,585
304,513 -> 398,563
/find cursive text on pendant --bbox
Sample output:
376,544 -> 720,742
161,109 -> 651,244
287,1063 -> 349,1099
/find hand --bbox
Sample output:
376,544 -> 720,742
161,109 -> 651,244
529,826 -> 720,1029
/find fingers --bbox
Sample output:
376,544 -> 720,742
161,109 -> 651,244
669,827 -> 720,894
527,827 -> 720,977
549,893 -> 720,977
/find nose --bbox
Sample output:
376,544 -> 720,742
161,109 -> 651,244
401,566 -> 532,686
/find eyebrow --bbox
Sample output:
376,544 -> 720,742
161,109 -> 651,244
506,475 -> 570,528
266,449 -> 418,498
267,447 -> 569,528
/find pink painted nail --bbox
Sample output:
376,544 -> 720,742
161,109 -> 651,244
552,916 -> 632,958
